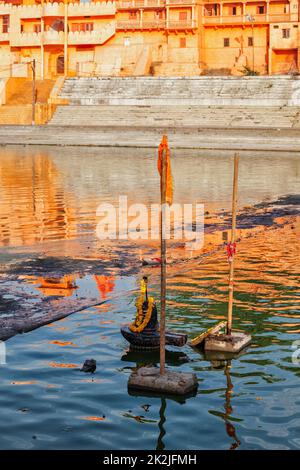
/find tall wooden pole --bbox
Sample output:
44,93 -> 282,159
227,153 -> 239,335
160,147 -> 167,375
31,59 -> 36,126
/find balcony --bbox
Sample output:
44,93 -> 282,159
12,32 -> 42,47
269,13 -> 290,22
68,1 -> 116,17
166,0 -> 197,4
116,0 -> 165,9
44,30 -> 64,44
43,2 -> 65,17
116,20 -> 165,29
1,1 -> 115,19
11,22 -> 116,47
203,13 -> 291,25
68,22 -> 116,44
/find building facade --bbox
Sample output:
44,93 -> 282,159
0,0 -> 299,79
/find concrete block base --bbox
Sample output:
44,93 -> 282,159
128,366 -> 198,396
205,331 -> 251,353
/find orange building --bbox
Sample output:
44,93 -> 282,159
0,0 -> 299,78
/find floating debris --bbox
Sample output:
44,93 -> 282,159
80,359 -> 97,373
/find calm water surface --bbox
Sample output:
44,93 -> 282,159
0,146 -> 299,450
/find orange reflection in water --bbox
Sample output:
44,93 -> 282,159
94,275 -> 115,300
81,416 -> 106,422
48,362 -> 78,369
49,340 -> 76,347
0,152 -> 78,247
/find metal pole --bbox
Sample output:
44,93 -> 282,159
227,153 -> 239,335
31,59 -> 36,126
160,147 -> 167,375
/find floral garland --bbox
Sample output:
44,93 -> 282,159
129,296 -> 154,333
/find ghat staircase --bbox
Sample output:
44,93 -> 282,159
48,76 -> 300,129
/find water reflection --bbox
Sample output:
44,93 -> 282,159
0,146 -> 299,450
209,360 -> 241,450
0,146 -> 299,249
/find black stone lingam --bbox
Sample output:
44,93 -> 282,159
121,277 -> 187,351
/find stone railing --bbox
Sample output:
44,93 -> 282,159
116,20 -> 165,29
12,32 -> 42,47
269,13 -> 291,22
116,0 -> 165,8
167,20 -> 197,29
166,0 -> 197,4
44,30 -> 64,45
202,13 -> 290,24
0,1 -> 115,19
69,21 -> 115,44
11,22 -> 115,46
68,1 -> 116,17
43,2 -> 65,16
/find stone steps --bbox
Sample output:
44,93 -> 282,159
58,76 -> 300,106
49,105 -> 300,128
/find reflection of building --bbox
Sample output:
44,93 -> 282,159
37,274 -> 77,295
0,0 -> 300,78
0,150 -> 77,246
25,274 -> 78,295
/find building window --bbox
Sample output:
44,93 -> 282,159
71,22 -> 94,32
282,28 -> 290,38
179,11 -> 188,21
155,11 -> 164,20
34,24 -> 41,34
2,15 -> 9,33
248,37 -> 253,46
205,4 -> 219,16
232,6 -> 237,16
257,5 -> 265,14
224,37 -> 230,47
180,37 -> 186,48
129,11 -> 137,19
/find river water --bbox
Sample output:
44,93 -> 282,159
0,145 -> 299,450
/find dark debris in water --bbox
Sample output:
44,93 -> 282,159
207,194 -> 300,231
3,254 -> 139,278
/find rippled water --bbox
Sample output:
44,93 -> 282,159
0,146 -> 299,450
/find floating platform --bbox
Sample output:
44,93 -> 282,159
204,331 -> 251,353
128,366 -> 198,396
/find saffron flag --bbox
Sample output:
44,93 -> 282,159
157,135 -> 173,205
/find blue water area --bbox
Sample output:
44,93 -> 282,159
0,146 -> 299,449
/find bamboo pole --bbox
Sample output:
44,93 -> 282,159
160,146 -> 167,375
227,153 -> 239,335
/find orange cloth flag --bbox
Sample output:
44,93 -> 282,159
157,135 -> 173,205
